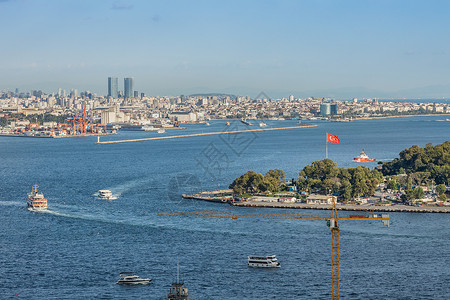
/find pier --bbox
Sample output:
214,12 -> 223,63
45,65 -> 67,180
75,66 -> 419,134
94,124 -> 317,145
230,201 -> 450,213
182,192 -> 450,213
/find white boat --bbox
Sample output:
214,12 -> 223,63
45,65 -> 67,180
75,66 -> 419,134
117,273 -> 152,285
142,125 -> 156,131
98,190 -> 113,200
248,255 -> 280,268
205,122 -> 210,126
259,122 -> 267,127
157,129 -> 166,134
27,184 -> 48,211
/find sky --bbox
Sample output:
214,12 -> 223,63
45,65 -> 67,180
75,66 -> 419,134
1,0 -> 450,99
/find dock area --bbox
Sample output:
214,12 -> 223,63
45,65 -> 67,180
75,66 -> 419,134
230,201 -> 450,213
0,132 -> 118,138
182,191 -> 450,213
94,124 -> 317,144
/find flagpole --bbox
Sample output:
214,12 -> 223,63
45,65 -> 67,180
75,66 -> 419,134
326,133 -> 328,159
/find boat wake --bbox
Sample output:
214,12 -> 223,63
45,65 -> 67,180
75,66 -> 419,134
101,178 -> 156,198
0,201 -> 23,207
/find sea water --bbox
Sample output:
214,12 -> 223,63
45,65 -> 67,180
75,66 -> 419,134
1,115 -> 450,299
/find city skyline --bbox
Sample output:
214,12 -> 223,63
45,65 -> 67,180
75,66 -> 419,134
1,0 -> 450,99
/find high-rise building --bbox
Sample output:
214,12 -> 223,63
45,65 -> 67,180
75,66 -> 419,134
320,103 -> 331,116
108,77 -> 118,98
124,77 -> 134,99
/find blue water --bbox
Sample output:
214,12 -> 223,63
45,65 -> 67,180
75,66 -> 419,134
1,116 -> 450,299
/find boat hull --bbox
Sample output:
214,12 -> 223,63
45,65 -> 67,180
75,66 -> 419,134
117,279 -> 151,285
248,262 -> 280,268
353,158 -> 376,162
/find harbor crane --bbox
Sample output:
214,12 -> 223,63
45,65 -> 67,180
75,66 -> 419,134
158,197 -> 390,300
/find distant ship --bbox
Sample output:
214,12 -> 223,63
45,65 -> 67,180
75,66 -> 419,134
354,149 -> 376,162
27,185 -> 48,211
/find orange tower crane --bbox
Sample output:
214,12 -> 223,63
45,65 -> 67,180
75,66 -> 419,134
158,197 -> 390,300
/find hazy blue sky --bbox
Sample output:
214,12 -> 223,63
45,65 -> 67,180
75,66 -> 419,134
1,0 -> 449,98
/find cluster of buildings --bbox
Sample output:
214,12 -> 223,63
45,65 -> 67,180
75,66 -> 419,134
1,78 -> 450,132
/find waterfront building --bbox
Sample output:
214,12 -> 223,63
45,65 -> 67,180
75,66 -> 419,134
320,103 -> 331,116
108,77 -> 118,98
330,103 -> 337,115
124,77 -> 134,99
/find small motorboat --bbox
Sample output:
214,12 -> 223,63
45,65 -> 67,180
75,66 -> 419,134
117,273 -> 152,285
98,190 -> 113,200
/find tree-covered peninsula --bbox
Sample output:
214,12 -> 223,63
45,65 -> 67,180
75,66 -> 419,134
229,141 -> 449,202
381,141 -> 450,185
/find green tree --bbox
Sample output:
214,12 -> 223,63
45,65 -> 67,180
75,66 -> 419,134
438,193 -> 447,202
413,187 -> 424,200
436,184 -> 447,195
387,175 -> 398,190
405,176 -> 413,193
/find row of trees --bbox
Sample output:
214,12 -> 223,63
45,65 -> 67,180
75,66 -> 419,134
297,159 -> 382,200
229,159 -> 382,200
382,142 -> 450,185
229,169 -> 286,194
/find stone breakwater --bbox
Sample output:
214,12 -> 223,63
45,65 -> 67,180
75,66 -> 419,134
94,125 -> 317,144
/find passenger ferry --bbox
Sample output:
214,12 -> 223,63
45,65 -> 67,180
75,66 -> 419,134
27,185 -> 48,211
98,190 -> 113,200
248,255 -> 280,268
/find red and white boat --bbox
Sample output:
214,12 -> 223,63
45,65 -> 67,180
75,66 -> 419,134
27,184 -> 48,211
353,149 -> 376,162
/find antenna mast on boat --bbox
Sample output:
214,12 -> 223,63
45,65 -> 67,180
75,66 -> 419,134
177,256 -> 180,284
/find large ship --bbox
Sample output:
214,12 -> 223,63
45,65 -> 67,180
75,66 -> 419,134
353,149 -> 376,162
27,185 -> 48,211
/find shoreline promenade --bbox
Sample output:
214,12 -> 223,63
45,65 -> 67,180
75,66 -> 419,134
94,124 -> 317,145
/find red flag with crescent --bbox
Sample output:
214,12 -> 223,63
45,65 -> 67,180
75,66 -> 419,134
327,133 -> 340,143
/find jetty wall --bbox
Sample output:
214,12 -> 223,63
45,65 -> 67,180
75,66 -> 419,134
94,125 -> 317,145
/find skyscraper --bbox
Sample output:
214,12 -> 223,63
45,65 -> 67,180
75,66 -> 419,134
108,77 -> 118,98
124,77 -> 134,99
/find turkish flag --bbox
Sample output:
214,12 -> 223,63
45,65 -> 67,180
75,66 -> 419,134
327,133 -> 340,143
